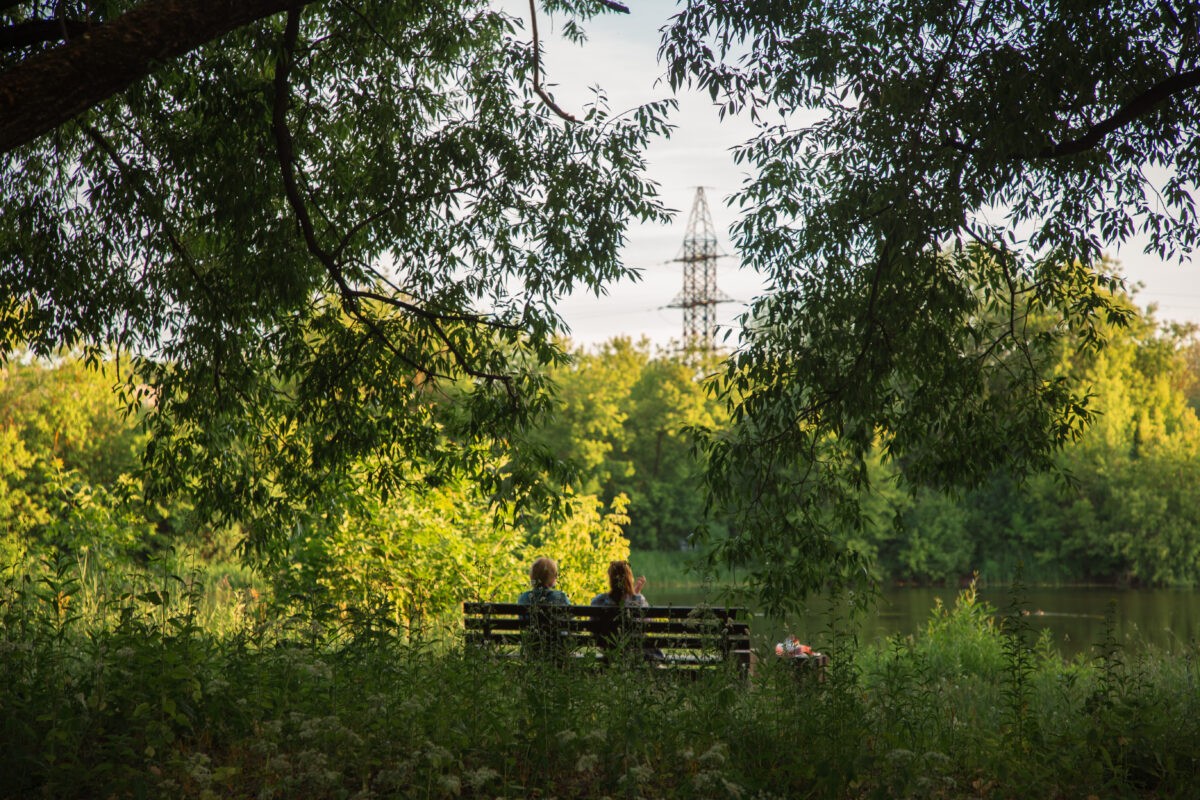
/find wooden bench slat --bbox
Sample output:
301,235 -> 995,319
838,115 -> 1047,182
464,602 -> 743,621
463,601 -> 752,674
466,632 -> 749,649
464,617 -> 749,636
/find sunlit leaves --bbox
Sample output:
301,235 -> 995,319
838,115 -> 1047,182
528,338 -> 728,550
275,471 -> 631,631
0,0 -> 669,547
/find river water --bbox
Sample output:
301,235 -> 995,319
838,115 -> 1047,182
652,585 -> 1200,659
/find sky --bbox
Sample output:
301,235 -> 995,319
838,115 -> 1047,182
538,1 -> 1200,349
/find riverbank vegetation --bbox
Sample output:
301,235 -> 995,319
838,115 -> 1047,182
3,563 -> 1197,799
6,298 -> 1200,595
516,303 -> 1200,590
6,330 -> 1197,797
5,2 -> 1200,795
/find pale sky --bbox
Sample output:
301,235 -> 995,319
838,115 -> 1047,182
538,1 -> 1200,349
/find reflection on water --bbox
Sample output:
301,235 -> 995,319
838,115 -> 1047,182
652,586 -> 1200,659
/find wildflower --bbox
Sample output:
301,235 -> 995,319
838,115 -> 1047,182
622,764 -> 654,785
423,743 -> 455,769
437,774 -> 461,796
464,767 -> 499,789
697,743 -> 728,767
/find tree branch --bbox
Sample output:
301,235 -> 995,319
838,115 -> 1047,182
348,286 -> 520,333
940,68 -> 1200,160
0,18 -> 90,50
271,8 -> 355,309
0,0 -> 320,154
81,123 -> 219,308
1041,67 -> 1200,158
527,0 -> 576,122
271,9 -> 517,388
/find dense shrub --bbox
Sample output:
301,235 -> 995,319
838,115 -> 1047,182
2,566 -> 1198,799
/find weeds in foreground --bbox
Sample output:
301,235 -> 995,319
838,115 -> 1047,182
2,567 -> 1199,798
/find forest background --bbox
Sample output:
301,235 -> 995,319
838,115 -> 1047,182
7,1 -> 1200,796
5,283 -> 1200,630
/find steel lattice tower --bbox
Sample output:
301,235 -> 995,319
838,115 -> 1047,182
668,187 -> 732,352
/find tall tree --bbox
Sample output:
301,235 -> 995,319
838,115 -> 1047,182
622,350 -> 726,549
664,1 -> 1200,608
528,338 -> 728,551
0,0 -> 669,547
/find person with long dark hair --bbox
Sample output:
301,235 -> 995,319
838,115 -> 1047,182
590,560 -> 648,607
589,559 -> 661,662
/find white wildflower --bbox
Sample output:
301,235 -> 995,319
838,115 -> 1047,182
437,774 -> 462,796
697,743 -> 728,767
464,767 -> 499,789
423,743 -> 455,769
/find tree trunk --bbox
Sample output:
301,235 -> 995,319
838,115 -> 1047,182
0,0 -> 321,154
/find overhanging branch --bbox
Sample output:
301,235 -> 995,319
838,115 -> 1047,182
270,8 -> 517,389
1041,67 -> 1200,158
527,0 -> 576,122
0,18 -> 90,50
81,123 -> 220,309
270,8 -> 355,308
0,0 -> 321,154
939,68 -> 1200,160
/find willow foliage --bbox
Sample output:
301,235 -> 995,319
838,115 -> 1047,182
664,0 -> 1197,608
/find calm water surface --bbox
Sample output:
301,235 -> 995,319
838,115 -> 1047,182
653,586 -> 1200,659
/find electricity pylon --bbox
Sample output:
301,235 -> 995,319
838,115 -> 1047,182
667,187 -> 733,354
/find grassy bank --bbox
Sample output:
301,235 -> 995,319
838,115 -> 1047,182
628,549 -> 747,590
2,564 -> 1198,799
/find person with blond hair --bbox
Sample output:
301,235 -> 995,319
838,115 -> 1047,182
517,556 -> 570,605
590,560 -> 648,607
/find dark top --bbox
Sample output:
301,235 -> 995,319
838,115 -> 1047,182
517,586 -> 570,605
590,592 -> 648,607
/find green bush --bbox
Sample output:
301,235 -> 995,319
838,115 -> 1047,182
3,562 -> 1199,799
274,480 -> 632,637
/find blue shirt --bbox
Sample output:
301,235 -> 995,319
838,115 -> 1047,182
517,586 -> 570,605
590,593 -> 648,607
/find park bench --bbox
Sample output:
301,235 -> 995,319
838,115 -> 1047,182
462,602 -> 752,674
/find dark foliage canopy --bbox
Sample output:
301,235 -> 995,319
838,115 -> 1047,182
0,0 -> 669,547
664,0 -> 1200,607
6,0 -> 1200,602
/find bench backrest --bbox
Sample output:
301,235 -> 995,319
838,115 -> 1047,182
463,602 -> 751,671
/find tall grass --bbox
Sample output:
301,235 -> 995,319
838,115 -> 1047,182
2,563 -> 1199,799
629,549 -> 746,590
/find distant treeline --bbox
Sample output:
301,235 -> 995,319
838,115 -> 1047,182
4,297 -> 1200,592
534,306 -> 1200,587
0,355 -> 633,630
